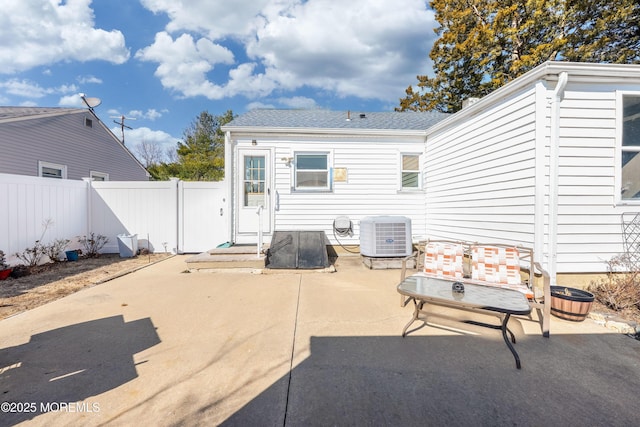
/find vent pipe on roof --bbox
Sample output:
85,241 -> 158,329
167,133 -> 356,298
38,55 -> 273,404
359,113 -> 366,119
346,110 -> 351,121
462,97 -> 480,109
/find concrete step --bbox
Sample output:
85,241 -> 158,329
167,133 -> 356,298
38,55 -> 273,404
186,246 -> 266,271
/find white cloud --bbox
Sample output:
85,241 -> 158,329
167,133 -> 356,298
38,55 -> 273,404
140,0 -> 275,40
0,79 -> 78,99
136,0 -> 436,103
118,126 -> 178,155
0,0 -> 129,74
77,75 -> 103,85
58,94 -> 84,107
278,96 -> 319,109
247,101 -> 276,110
135,32 -> 236,99
128,109 -> 164,121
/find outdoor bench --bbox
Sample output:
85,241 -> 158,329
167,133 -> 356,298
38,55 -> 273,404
399,239 -> 551,337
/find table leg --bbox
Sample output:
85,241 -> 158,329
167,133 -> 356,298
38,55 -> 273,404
401,299 -> 422,337
501,313 -> 521,369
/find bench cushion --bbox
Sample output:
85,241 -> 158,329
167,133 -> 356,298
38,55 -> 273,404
471,246 -> 533,298
423,242 -> 464,279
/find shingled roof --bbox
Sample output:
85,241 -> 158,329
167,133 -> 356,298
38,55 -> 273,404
224,109 -> 449,131
0,106 -> 84,122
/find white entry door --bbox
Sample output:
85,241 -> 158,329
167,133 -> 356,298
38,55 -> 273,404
237,149 -> 271,234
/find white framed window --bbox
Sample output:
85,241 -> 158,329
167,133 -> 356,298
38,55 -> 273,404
619,92 -> 640,201
400,153 -> 421,190
294,152 -> 331,191
38,161 -> 67,179
90,171 -> 109,181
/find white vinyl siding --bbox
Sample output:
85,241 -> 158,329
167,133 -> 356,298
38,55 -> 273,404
554,90 -> 620,274
270,136 -> 427,245
425,78 -> 640,275
425,86 -> 538,247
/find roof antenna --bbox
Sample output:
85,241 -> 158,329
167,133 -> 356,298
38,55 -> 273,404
110,114 -> 136,145
79,93 -> 101,112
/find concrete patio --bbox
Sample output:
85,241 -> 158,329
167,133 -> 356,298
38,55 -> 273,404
1,255 -> 639,426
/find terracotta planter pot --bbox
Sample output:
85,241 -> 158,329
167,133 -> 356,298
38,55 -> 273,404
550,286 -> 595,322
0,268 -> 12,280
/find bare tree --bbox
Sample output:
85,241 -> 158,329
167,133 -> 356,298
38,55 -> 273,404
165,145 -> 178,163
134,139 -> 164,167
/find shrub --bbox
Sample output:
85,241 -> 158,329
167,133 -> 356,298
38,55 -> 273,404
42,239 -> 70,263
78,233 -> 109,258
0,250 -> 9,270
589,254 -> 640,311
13,241 -> 46,267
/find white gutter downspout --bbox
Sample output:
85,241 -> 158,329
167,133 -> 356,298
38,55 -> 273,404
224,131 -> 234,245
548,71 -> 569,286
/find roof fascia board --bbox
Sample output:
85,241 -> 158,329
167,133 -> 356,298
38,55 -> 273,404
223,126 -> 427,138
425,61 -> 640,136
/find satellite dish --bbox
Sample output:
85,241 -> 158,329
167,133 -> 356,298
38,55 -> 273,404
79,94 -> 101,109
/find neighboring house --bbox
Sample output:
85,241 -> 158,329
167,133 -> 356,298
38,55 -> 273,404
0,107 -> 149,181
222,110 -> 449,246
223,61 -> 640,285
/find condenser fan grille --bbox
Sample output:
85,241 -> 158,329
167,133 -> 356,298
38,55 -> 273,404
359,216 -> 412,257
374,223 -> 409,255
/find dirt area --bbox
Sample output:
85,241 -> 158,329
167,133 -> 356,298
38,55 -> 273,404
0,253 -> 172,320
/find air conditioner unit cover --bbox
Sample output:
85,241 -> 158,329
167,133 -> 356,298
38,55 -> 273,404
359,216 -> 412,257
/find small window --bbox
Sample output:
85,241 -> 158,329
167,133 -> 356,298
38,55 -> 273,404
90,171 -> 109,181
621,95 -> 640,200
38,161 -> 67,179
401,154 -> 420,189
295,153 -> 330,190
84,117 -> 93,128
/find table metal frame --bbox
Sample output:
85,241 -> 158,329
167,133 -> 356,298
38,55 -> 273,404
397,275 -> 532,369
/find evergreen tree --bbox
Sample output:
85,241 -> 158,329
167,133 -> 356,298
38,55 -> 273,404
149,110 -> 234,181
398,0 -> 640,113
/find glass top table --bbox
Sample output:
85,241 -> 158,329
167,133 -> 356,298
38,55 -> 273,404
397,275 -> 532,369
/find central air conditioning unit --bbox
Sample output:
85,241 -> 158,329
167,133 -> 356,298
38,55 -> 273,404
359,216 -> 412,257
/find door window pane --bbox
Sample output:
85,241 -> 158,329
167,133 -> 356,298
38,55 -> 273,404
244,156 -> 265,206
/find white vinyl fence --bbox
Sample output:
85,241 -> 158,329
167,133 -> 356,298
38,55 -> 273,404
0,173 -> 228,265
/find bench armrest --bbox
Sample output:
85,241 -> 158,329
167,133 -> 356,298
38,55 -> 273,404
400,251 -> 418,281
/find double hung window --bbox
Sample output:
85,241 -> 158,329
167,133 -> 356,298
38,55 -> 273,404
401,154 -> 420,190
295,153 -> 330,190
621,95 -> 640,200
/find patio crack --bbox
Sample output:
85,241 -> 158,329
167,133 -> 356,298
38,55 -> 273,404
283,274 -> 302,427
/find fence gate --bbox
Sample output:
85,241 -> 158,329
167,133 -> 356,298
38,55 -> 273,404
179,181 -> 229,253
